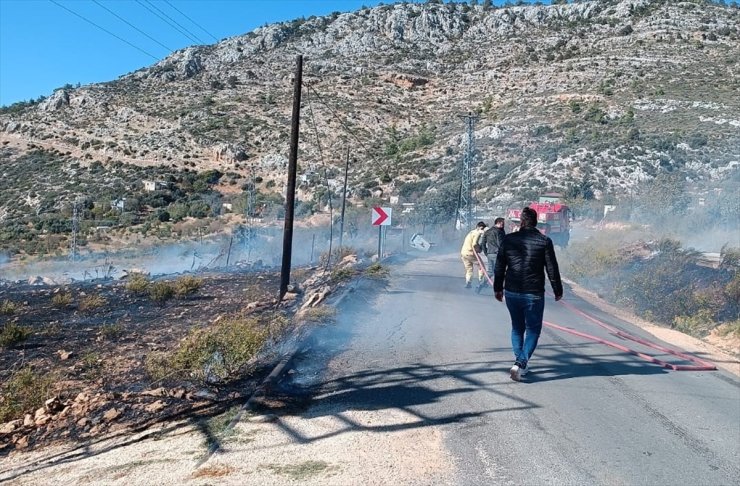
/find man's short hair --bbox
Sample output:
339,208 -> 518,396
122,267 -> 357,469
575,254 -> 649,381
520,207 -> 538,228
476,221 -> 487,229
494,217 -> 505,225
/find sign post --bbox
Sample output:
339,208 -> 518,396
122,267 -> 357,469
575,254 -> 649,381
372,207 -> 392,260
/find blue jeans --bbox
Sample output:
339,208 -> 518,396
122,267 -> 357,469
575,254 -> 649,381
504,290 -> 545,367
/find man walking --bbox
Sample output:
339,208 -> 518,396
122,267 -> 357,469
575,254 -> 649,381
460,221 -> 487,289
493,207 -> 563,381
477,217 -> 505,293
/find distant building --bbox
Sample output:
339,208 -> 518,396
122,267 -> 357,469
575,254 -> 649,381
142,180 -> 168,192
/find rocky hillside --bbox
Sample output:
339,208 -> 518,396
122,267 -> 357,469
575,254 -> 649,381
1,0 -> 739,228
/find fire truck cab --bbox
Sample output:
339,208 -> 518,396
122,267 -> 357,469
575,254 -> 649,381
506,193 -> 571,247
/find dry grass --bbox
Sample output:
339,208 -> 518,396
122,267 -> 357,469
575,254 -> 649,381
262,460 -> 335,481
192,464 -> 235,479
299,306 -> 336,323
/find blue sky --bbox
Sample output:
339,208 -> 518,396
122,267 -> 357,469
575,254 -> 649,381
0,0 -> 540,106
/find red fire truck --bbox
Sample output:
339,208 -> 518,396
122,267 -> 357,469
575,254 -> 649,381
506,193 -> 571,247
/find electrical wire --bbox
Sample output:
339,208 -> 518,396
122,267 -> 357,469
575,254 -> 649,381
304,82 -> 393,178
139,0 -> 203,44
92,0 -> 173,54
49,0 -> 158,60
134,0 -> 200,44
304,85 -> 334,270
163,0 -> 219,42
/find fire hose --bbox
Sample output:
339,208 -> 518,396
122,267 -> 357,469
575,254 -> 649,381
473,251 -> 716,371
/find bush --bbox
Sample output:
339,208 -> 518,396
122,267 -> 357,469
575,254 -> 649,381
0,299 -> 18,315
673,310 -> 714,338
125,273 -> 150,294
173,275 -> 203,297
79,294 -> 107,312
0,322 -> 32,347
365,262 -> 389,278
51,292 -> 73,308
99,322 -> 124,340
145,314 -> 283,383
0,367 -> 53,423
717,320 -> 740,339
149,281 -> 175,302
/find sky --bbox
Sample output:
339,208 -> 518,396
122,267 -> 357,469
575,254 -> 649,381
0,0 -> 543,106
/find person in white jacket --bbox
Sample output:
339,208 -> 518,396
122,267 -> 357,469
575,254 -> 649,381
460,221 -> 487,289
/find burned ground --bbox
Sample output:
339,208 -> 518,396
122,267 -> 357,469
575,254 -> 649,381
0,267 -> 321,455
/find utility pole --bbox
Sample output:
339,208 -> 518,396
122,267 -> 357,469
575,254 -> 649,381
245,172 -> 255,262
279,55 -> 303,301
70,200 -> 80,261
457,112 -> 478,231
338,146 -> 350,250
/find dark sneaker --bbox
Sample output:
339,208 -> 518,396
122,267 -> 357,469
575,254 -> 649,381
465,282 -> 472,289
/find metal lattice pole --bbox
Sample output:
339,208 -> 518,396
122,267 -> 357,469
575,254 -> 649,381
70,200 -> 79,261
458,113 -> 478,231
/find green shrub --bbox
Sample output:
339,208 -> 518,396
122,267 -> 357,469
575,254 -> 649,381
0,299 -> 18,315
331,267 -> 357,282
99,322 -> 124,340
125,273 -> 150,294
0,367 -> 53,423
717,320 -> 740,339
149,281 -> 175,302
673,310 -> 714,338
365,262 -> 389,278
51,292 -> 73,308
173,275 -> 203,297
145,314 -> 282,383
79,294 -> 107,312
0,322 -> 32,347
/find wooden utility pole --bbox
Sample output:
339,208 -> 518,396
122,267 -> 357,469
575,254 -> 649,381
279,55 -> 303,301
338,146 -> 350,250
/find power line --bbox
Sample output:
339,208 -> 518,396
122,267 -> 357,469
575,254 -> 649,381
305,86 -> 335,270
136,0 -> 202,45
303,83 -> 385,169
92,0 -> 173,54
163,0 -> 219,42
49,0 -> 158,60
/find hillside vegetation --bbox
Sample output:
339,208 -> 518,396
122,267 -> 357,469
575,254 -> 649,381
0,0 -> 738,255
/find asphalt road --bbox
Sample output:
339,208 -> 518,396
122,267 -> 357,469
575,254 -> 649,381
275,251 -> 740,485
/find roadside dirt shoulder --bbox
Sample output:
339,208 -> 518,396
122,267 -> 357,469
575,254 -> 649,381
565,279 -> 740,378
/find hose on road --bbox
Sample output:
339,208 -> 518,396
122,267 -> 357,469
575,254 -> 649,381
472,251 -> 716,371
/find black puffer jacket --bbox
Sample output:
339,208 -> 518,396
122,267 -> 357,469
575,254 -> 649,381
493,227 -> 563,296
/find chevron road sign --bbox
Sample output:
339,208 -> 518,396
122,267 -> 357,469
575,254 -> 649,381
372,207 -> 392,226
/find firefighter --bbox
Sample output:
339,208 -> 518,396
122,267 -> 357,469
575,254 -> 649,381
476,217 -> 505,293
460,221 -> 487,289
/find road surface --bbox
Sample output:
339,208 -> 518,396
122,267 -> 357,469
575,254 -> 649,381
3,251 -> 738,485
235,251 -> 740,485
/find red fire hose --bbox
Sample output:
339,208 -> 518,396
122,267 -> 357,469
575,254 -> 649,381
472,251 -> 716,371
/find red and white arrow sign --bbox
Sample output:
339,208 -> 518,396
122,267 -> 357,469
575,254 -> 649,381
372,207 -> 392,226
